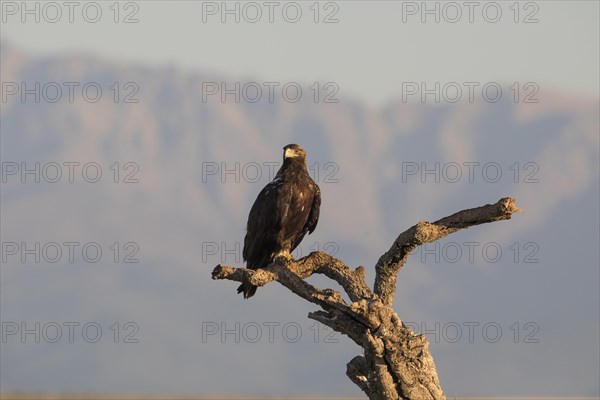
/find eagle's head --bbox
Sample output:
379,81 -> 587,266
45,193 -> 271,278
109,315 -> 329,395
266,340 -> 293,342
283,144 -> 306,161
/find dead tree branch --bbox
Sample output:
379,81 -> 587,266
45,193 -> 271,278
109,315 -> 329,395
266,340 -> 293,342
212,197 -> 521,399
374,197 -> 523,307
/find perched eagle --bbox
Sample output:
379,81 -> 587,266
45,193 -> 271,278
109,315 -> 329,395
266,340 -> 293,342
238,144 -> 321,298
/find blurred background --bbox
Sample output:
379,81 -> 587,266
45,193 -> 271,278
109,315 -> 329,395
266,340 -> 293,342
1,1 -> 598,398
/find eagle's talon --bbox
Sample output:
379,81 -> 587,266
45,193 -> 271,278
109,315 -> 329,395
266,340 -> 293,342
275,253 -> 294,265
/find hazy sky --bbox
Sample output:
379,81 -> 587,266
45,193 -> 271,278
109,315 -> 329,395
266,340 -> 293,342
2,0 -> 599,105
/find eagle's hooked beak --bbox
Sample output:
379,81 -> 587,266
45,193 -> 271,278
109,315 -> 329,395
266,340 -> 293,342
284,148 -> 299,159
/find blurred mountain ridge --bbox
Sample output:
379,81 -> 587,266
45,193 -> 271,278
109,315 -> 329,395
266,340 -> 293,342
1,41 -> 598,396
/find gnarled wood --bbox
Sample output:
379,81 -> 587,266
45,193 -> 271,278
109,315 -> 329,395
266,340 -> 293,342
374,197 -> 522,307
212,197 -> 521,399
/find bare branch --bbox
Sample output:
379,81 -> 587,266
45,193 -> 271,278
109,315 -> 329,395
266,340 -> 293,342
212,251 -> 372,304
213,260 -> 348,311
347,355 -> 371,396
308,309 -> 366,345
374,197 -> 522,307
306,252 -> 373,301
212,264 -> 277,286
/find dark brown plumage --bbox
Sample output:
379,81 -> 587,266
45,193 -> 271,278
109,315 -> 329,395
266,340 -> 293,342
238,144 -> 321,298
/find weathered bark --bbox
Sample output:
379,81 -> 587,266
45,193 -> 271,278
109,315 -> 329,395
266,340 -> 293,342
212,197 -> 522,399
374,197 -> 523,307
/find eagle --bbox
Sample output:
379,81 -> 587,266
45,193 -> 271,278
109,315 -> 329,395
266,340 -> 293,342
238,144 -> 321,298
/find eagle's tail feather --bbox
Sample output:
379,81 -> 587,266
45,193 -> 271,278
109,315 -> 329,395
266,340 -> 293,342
237,281 -> 258,299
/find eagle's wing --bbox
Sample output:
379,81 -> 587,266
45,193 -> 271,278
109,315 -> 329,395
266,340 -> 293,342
306,183 -> 321,234
243,180 -> 281,266
291,183 -> 321,251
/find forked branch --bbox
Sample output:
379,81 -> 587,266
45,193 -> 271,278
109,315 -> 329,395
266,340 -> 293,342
212,197 -> 522,399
